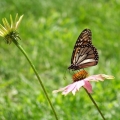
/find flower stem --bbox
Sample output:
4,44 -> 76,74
13,39 -> 58,120
84,88 -> 106,120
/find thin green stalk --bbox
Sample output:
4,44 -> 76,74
13,39 -> 58,120
84,88 -> 106,120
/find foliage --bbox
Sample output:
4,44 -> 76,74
0,0 -> 120,120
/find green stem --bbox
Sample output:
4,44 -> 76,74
84,88 -> 106,120
13,39 -> 58,120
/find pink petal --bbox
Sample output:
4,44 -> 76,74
53,80 -> 85,96
52,87 -> 67,93
62,83 -> 77,95
71,80 -> 84,95
84,74 -> 114,82
52,74 -> 114,96
83,81 -> 92,93
52,83 -> 74,93
52,83 -> 76,95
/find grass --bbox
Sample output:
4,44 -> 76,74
0,0 -> 120,120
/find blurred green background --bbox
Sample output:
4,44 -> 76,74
0,0 -> 120,120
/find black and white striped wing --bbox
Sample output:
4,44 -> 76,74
68,29 -> 99,70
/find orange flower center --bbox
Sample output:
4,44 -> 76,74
72,70 -> 89,82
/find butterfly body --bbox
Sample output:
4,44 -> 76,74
68,29 -> 99,71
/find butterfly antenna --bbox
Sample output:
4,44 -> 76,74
63,68 -> 73,80
63,69 -> 68,80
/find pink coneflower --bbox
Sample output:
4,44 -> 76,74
53,70 -> 114,95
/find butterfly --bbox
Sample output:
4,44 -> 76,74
68,29 -> 99,71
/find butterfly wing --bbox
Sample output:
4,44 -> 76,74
71,29 -> 92,63
68,29 -> 99,70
